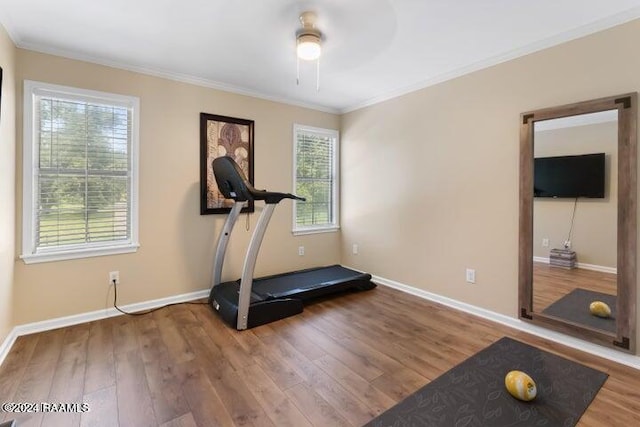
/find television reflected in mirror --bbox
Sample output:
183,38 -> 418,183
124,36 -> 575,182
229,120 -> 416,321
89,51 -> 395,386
534,153 -> 605,199
519,93 -> 637,353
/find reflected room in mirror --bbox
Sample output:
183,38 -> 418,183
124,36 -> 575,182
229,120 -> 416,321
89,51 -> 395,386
519,94 -> 637,353
533,112 -> 616,333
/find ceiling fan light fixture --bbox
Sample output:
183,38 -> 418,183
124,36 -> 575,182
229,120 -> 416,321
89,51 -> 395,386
297,33 -> 321,60
295,11 -> 322,90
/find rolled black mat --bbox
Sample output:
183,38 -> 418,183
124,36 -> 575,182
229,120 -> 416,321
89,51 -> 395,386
364,336 -> 608,427
542,288 -> 616,333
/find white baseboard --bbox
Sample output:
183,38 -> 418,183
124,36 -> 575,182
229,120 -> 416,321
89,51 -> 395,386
3,275 -> 639,370
578,262 -> 617,274
533,256 -> 617,274
371,273 -> 640,370
0,328 -> 18,368
0,289 -> 209,366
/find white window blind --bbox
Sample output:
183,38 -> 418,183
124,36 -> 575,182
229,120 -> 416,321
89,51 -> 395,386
293,125 -> 339,233
22,81 -> 140,263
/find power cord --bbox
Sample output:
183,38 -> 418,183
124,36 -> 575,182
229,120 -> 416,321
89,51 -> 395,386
111,279 -> 208,316
564,197 -> 578,249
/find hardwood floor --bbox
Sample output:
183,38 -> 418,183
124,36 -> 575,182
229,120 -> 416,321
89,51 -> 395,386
1,285 -> 639,426
533,262 -> 617,312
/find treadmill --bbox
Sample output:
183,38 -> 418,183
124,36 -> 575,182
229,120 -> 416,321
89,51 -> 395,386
209,156 -> 376,330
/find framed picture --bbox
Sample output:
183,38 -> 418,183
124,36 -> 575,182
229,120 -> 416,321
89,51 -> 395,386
200,113 -> 254,214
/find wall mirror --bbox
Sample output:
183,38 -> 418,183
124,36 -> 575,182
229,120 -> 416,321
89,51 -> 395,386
519,93 -> 637,353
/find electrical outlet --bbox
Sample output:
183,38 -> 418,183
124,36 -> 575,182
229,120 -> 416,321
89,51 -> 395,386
352,243 -> 359,254
109,271 -> 120,285
465,268 -> 476,284
298,246 -> 305,256
542,238 -> 549,247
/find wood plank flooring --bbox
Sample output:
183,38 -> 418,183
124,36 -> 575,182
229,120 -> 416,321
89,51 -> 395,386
533,262 -> 617,312
1,284 -> 640,426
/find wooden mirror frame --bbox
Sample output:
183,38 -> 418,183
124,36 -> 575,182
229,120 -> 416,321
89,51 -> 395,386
519,93 -> 637,353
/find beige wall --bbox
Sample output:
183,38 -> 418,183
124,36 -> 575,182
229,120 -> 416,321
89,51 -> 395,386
0,25 -> 16,343
13,50 -> 340,325
533,121 -> 617,267
341,20 -> 640,347
7,17 -> 640,355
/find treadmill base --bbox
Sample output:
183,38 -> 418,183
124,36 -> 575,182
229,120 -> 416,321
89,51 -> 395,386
209,265 -> 376,330
210,285 -> 304,329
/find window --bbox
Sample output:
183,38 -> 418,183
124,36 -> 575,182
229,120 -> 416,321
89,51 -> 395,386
293,124 -> 339,234
21,81 -> 139,263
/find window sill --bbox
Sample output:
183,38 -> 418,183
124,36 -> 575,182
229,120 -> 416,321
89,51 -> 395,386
292,226 -> 340,236
21,243 -> 140,264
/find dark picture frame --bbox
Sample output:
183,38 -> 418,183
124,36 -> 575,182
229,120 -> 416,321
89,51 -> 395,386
200,113 -> 254,214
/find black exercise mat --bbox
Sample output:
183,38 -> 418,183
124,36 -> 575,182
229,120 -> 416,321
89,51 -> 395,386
364,337 -> 608,427
542,288 -> 616,334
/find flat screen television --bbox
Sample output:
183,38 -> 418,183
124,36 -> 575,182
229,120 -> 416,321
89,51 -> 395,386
534,153 -> 605,198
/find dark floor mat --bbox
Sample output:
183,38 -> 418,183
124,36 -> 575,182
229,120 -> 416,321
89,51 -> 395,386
542,288 -> 616,333
364,337 -> 608,427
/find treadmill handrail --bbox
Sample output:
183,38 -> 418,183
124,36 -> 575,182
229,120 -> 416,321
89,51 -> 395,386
236,203 -> 277,330
211,202 -> 243,288
251,189 -> 305,204
212,156 -> 305,204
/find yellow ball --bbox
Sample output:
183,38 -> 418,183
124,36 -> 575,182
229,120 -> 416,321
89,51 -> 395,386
505,370 -> 537,401
589,301 -> 611,318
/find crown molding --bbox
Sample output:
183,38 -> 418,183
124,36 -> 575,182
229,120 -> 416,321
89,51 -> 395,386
340,7 -> 640,114
13,41 -> 340,115
3,7 -> 640,117
0,8 -> 22,45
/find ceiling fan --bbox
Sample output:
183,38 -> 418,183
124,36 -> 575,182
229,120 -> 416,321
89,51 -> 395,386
295,11 -> 322,90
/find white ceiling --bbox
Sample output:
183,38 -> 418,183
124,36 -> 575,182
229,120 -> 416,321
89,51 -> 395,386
2,0 -> 640,113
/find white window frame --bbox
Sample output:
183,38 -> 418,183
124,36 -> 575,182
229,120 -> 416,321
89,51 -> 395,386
292,124 -> 340,235
21,80 -> 140,264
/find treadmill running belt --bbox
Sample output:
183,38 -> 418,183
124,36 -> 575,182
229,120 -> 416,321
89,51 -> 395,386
251,265 -> 369,300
